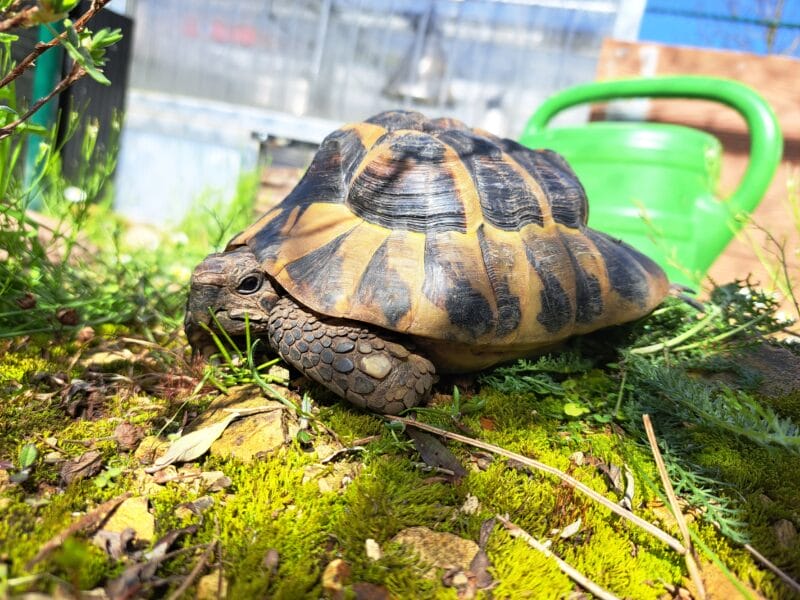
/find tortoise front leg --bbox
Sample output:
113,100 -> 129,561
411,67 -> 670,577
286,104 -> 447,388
267,297 -> 435,415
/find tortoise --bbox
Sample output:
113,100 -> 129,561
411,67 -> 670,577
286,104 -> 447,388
185,110 -> 669,415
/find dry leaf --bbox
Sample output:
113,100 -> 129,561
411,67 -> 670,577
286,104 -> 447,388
145,413 -> 239,473
407,429 -> 467,478
114,422 -> 145,451
16,292 -> 36,309
56,307 -> 79,326
93,527 -> 136,560
61,450 -> 103,484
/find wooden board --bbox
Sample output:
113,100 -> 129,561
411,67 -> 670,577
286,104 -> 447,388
594,39 -> 799,315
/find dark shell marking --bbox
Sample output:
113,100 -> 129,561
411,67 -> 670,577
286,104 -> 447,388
230,110 -> 669,350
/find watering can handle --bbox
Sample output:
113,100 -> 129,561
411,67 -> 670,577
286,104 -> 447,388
522,76 -> 783,217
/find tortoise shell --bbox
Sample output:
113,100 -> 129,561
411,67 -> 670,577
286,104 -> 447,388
228,110 -> 669,350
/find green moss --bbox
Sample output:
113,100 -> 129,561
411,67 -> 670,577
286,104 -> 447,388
489,534 -> 573,598
0,481 -> 124,590
0,351 -> 52,385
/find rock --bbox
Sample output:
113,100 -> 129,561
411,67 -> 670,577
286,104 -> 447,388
80,348 -> 135,370
99,496 -> 155,542
460,494 -> 480,515
201,470 -> 232,492
391,526 -> 480,577
186,386 -> 298,462
134,436 -> 170,465
322,558 -> 350,600
352,581 -> 391,600
196,570 -> 227,600
773,519 -> 797,548
303,462 -> 361,494
365,538 -> 382,561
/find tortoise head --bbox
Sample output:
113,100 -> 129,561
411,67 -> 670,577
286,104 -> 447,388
185,246 -> 279,357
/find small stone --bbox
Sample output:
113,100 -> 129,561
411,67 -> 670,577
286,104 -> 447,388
352,582 -> 391,600
98,496 -> 155,542
774,519 -> 797,548
262,548 -> 280,574
322,558 -> 350,600
196,571 -> 227,600
460,494 -> 480,515
365,538 -> 382,561
391,527 -> 479,578
201,471 -> 232,492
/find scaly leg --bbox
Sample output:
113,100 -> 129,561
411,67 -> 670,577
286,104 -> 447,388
268,297 -> 435,415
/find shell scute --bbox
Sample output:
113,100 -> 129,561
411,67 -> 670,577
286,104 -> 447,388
232,110 -> 669,350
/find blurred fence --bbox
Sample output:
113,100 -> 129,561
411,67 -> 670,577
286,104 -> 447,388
116,0 -> 645,222
126,0 -> 644,137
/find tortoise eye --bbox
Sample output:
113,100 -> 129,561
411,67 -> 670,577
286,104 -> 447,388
236,274 -> 262,295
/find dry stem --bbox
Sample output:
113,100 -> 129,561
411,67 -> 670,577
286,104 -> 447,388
743,543 -> 800,595
643,414 -> 706,599
166,540 -> 218,600
496,514 -> 620,600
387,416 -> 686,555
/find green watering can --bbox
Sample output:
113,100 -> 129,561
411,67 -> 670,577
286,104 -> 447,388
519,76 -> 783,286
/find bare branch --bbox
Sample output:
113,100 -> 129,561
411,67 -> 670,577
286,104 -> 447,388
0,63 -> 84,139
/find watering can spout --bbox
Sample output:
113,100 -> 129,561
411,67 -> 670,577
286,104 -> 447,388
520,77 -> 783,285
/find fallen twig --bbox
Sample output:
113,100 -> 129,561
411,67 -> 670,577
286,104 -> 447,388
26,491 -> 131,569
387,416 -> 686,555
495,514 -> 620,600
743,542 -> 800,595
166,540 -> 218,600
643,414 -> 706,599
